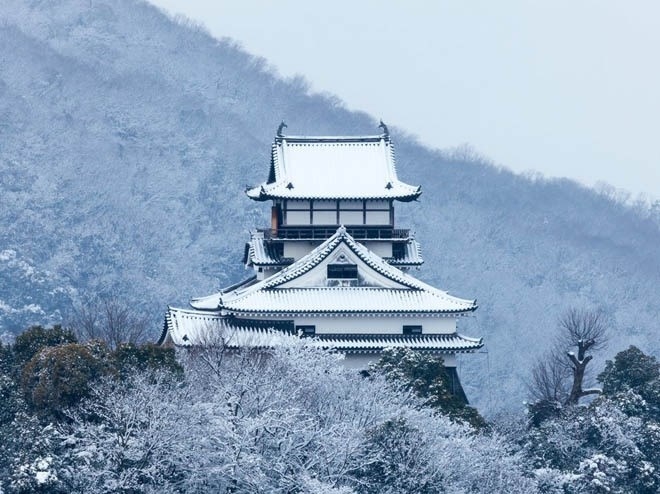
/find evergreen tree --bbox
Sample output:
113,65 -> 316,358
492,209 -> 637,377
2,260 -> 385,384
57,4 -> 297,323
371,347 -> 487,429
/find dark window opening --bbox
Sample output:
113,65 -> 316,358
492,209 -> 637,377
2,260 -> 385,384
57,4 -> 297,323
392,243 -> 406,259
327,263 -> 358,279
403,325 -> 422,335
269,242 -> 284,258
296,325 -> 316,337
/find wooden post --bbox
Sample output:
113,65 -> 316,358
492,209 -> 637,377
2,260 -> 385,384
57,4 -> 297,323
271,206 -> 279,237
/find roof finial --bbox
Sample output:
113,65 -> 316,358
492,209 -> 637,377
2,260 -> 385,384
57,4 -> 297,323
277,121 -> 288,137
378,120 -> 389,137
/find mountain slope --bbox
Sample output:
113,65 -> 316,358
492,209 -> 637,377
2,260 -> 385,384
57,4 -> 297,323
1,0 -> 659,412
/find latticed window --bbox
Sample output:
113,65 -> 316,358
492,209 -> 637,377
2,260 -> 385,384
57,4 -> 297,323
392,242 -> 406,259
327,263 -> 358,279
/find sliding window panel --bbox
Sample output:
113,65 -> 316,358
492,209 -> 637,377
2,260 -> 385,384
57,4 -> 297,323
313,210 -> 337,224
286,210 -> 311,225
339,210 -> 364,225
365,210 -> 391,225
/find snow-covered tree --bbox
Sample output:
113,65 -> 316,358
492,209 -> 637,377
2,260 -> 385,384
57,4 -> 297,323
57,371 -> 195,493
370,347 -> 487,429
524,345 -> 660,493
52,341 -> 537,492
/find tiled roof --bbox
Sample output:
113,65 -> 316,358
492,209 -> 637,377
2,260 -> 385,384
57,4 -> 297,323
243,232 -> 292,267
189,276 -> 257,310
221,287 -> 474,315
161,307 -> 294,347
237,226 -> 477,312
386,239 -> 424,266
246,135 -> 421,201
160,307 -> 482,353
313,333 -> 483,353
243,231 -> 423,268
260,227 -> 427,290
197,227 -> 475,315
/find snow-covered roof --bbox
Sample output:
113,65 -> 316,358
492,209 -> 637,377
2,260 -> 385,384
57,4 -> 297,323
161,307 -> 295,347
221,287 -> 474,315
243,231 -> 423,268
386,239 -> 424,266
190,276 -> 257,310
198,227 -> 476,315
160,306 -> 482,353
313,333 -> 483,353
246,134 -> 421,201
242,232 -> 292,267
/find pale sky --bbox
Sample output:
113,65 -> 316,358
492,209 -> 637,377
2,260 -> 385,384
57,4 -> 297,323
149,0 -> 660,201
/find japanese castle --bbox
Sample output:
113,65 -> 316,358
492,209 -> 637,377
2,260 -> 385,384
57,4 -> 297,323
160,123 -> 482,388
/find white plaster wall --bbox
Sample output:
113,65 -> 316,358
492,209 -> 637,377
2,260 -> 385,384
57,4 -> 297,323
361,241 -> 392,257
339,210 -> 363,224
283,241 -> 319,259
365,211 -> 389,224
313,211 -> 336,224
285,210 -> 311,225
282,240 -> 394,261
365,200 -> 389,209
293,316 -> 456,334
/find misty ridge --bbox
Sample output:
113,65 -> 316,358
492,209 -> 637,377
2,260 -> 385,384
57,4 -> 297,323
1,0 -> 659,413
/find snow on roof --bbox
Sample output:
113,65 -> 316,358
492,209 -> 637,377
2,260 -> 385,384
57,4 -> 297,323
189,275 -> 258,310
243,231 -> 423,268
386,238 -> 424,266
219,227 -> 476,315
161,306 -> 482,353
161,307 -> 295,347
313,333 -> 483,353
242,232 -> 293,267
246,134 -> 421,201
220,287 -> 475,315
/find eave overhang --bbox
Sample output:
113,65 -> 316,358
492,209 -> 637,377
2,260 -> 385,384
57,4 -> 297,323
246,133 -> 422,202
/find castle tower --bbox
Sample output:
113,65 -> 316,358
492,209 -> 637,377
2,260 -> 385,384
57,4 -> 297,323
160,125 -> 482,397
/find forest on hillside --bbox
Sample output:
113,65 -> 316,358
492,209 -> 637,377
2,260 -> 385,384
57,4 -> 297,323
1,0 -> 659,414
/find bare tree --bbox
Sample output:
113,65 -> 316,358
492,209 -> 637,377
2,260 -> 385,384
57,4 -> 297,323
71,296 -> 151,350
529,308 -> 608,407
528,348 -> 571,404
559,308 -> 608,405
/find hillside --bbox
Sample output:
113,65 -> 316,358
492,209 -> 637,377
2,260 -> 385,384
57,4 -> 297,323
1,0 -> 659,413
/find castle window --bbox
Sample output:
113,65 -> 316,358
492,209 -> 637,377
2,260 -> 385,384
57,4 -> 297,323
403,325 -> 422,335
392,242 -> 406,259
297,325 -> 316,337
327,263 -> 358,279
270,242 -> 284,258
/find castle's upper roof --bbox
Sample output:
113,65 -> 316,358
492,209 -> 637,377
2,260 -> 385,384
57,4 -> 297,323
246,133 -> 421,202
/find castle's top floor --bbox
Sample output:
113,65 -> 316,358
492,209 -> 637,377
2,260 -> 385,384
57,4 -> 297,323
246,129 -> 421,202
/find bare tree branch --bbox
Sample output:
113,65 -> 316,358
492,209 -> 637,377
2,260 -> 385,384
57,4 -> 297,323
71,296 -> 151,350
528,308 -> 608,407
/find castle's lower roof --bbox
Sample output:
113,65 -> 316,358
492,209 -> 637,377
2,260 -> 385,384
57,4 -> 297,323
220,287 -> 473,315
160,306 -> 483,354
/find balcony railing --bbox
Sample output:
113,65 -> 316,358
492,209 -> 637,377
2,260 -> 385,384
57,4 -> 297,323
258,227 -> 410,240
